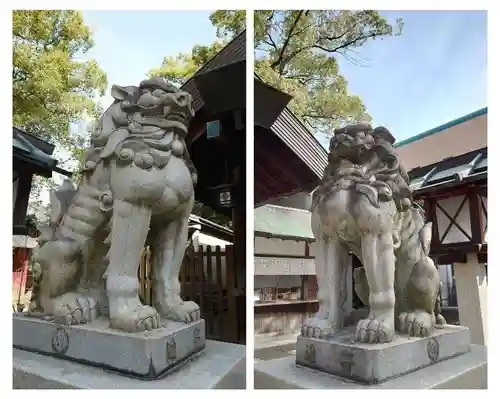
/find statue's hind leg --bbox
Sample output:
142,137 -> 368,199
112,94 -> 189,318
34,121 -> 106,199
398,256 -> 440,337
38,241 -> 99,325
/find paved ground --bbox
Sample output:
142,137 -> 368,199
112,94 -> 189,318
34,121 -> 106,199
254,332 -> 299,361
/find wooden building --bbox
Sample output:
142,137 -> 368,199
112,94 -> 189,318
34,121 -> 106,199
179,30 -> 246,343
253,76 -> 328,334
12,127 -> 72,310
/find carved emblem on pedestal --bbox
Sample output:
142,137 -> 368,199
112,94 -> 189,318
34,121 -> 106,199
427,338 -> 440,362
305,344 -> 316,364
193,327 -> 201,345
51,327 -> 70,355
339,350 -> 355,376
166,338 -> 177,363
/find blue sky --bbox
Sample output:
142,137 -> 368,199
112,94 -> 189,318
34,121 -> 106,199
81,10 -> 219,108
327,10 -> 487,146
80,10 -> 487,146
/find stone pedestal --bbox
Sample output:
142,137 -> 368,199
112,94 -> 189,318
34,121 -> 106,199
254,345 -> 487,389
296,325 -> 471,384
14,340 -> 246,389
454,253 -> 488,345
13,313 -> 205,379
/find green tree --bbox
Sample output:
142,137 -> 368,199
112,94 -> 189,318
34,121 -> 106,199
13,11 -> 107,225
149,41 -> 227,85
253,10 -> 403,133
13,10 -> 108,167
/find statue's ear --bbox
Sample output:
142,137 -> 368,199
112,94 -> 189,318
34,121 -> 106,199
111,85 -> 137,101
372,126 -> 396,145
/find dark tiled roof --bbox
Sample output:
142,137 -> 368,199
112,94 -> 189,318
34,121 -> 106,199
13,128 -> 72,177
13,127 -> 57,171
254,73 -> 328,179
181,30 -> 246,112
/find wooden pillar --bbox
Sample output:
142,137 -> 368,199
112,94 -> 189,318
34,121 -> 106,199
231,160 -> 246,344
12,247 -> 30,310
13,169 -> 33,227
453,252 -> 487,345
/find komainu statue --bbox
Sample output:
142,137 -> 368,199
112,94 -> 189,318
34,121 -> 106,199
303,123 -> 445,343
31,78 -> 200,332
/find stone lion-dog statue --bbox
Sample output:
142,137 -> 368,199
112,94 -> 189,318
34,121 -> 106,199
303,123 -> 445,343
30,77 -> 200,332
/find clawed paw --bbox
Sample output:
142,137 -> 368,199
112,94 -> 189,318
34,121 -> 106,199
398,311 -> 433,337
110,303 -> 161,332
355,317 -> 394,343
301,317 -> 332,339
163,301 -> 201,323
51,292 -> 99,325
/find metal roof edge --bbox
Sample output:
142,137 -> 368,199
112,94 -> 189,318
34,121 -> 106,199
181,29 -> 246,87
395,107 -> 488,148
256,203 -> 311,214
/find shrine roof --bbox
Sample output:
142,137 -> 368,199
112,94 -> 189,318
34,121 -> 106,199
181,29 -> 245,113
189,214 -> 233,242
13,128 -> 71,177
409,146 -> 487,194
254,74 -> 328,180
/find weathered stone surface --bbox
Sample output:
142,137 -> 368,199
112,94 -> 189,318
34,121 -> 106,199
13,313 -> 205,379
14,340 -> 246,389
255,344 -> 487,389
31,77 -> 200,334
304,123 -> 446,343
296,325 -> 470,384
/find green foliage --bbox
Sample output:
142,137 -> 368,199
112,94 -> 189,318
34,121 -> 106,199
13,10 -> 108,167
254,10 -> 403,133
210,10 -> 246,39
149,41 -> 227,86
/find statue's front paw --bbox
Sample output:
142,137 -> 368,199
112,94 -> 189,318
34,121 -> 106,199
162,301 -> 200,323
110,301 -> 161,332
301,317 -> 333,339
355,317 -> 395,343
398,311 -> 433,337
51,292 -> 98,325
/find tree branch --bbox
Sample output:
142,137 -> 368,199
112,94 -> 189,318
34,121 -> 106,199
312,33 -> 378,54
270,11 -> 305,74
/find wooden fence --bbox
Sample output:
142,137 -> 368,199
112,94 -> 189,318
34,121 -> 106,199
139,245 -> 239,343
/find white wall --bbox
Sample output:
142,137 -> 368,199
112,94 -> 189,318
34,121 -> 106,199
254,236 -> 307,256
396,112 -> 487,170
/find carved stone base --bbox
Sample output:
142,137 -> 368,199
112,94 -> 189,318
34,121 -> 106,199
14,340 -> 246,389
13,313 -> 205,379
296,325 -> 471,385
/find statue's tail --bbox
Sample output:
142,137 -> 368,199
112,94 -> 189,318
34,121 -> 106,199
434,281 -> 447,327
